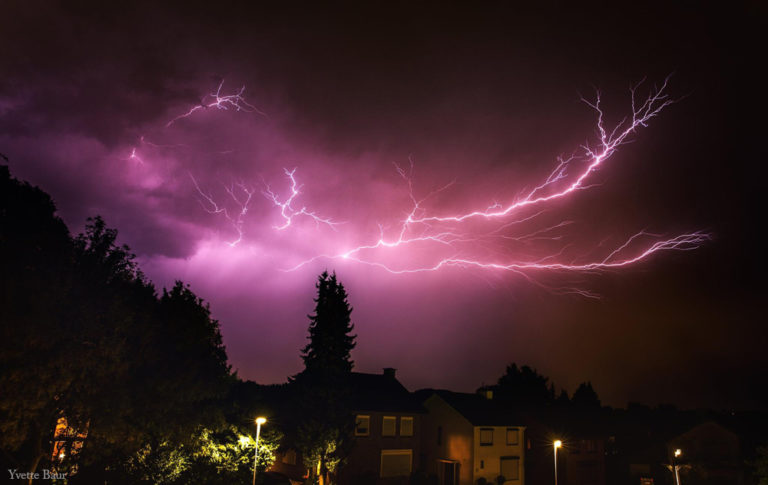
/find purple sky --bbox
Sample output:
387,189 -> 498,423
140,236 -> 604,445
1,2 -> 765,409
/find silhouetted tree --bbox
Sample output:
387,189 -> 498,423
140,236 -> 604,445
300,271 -> 356,376
0,164 -> 74,479
754,445 -> 768,485
572,382 -> 601,409
493,364 -> 554,407
293,271 -> 357,485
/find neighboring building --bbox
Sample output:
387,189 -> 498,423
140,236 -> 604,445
668,421 -> 745,485
417,389 -> 526,485
338,368 -> 427,485
561,436 -> 606,485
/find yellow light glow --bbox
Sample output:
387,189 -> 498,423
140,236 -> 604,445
59,452 -> 65,459
554,440 -> 562,448
674,448 -> 682,457
256,417 -> 267,425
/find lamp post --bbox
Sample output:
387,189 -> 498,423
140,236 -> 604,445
554,440 -> 562,485
252,417 -> 267,485
672,448 -> 682,485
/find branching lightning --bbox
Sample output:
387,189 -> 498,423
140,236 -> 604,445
190,174 -> 255,247
285,77 -> 711,287
166,80 -> 266,127
165,76 -> 707,295
262,168 -> 340,230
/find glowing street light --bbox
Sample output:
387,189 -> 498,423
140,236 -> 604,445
554,440 -> 562,485
672,448 -> 682,485
252,417 -> 267,485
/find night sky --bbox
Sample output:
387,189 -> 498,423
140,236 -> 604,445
1,1 -> 764,409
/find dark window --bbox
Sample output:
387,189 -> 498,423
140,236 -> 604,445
437,426 -> 443,446
480,428 -> 494,446
506,428 -> 519,445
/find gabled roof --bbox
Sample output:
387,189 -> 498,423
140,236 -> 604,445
349,371 -> 426,413
418,389 -> 522,426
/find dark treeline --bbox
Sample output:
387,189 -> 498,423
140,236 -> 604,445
0,165 -> 282,484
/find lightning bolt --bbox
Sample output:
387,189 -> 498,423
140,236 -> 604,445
287,77 -> 712,288
190,174 -> 255,247
410,77 -> 674,224
262,168 -> 340,230
166,80 -> 266,127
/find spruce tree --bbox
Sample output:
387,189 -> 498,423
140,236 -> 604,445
293,271 -> 357,485
300,271 -> 356,376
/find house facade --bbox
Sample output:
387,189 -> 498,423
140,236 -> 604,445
337,369 -> 426,485
419,390 -> 526,485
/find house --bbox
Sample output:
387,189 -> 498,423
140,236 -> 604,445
338,368 -> 427,485
417,389 -> 526,485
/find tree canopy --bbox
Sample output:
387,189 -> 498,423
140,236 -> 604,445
0,165 -> 236,482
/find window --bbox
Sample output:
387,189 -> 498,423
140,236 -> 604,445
382,416 -> 397,436
400,417 -> 414,437
506,428 -> 519,445
480,428 -> 494,446
500,456 -> 520,481
437,426 -> 443,446
355,415 -> 370,436
380,449 -> 412,477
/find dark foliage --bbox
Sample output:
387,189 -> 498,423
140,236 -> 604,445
0,165 -> 232,481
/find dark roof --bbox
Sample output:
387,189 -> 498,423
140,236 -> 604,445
349,371 -> 426,413
417,389 -> 522,426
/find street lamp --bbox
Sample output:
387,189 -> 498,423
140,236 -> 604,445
554,440 -> 562,485
252,417 -> 267,485
672,448 -> 682,485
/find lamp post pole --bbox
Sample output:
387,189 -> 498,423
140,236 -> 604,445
252,417 -> 267,485
554,440 -> 562,485
672,448 -> 682,485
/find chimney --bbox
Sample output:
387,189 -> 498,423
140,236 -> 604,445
383,368 -> 397,379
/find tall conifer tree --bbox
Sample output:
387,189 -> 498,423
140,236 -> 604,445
300,271 -> 356,376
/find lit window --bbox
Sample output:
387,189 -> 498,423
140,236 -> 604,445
500,456 -> 520,481
382,416 -> 397,436
380,449 -> 412,477
355,415 -> 370,436
506,428 -> 519,446
400,417 -> 414,437
480,428 -> 494,446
